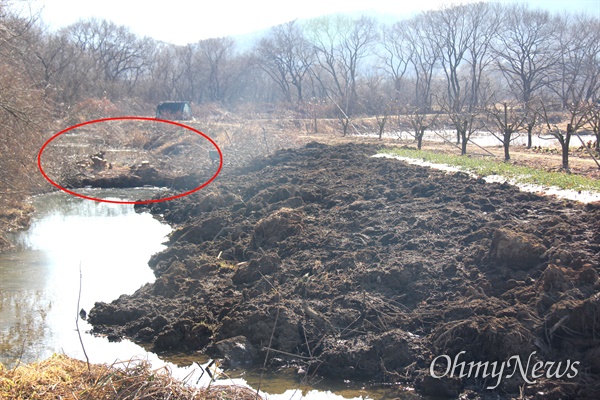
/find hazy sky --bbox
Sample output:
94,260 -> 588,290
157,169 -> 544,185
25,0 -> 600,45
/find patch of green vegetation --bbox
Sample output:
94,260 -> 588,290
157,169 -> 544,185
380,147 -> 600,193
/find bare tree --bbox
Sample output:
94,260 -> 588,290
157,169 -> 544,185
484,101 -> 528,161
64,19 -> 155,99
31,31 -> 78,99
436,92 -> 481,155
589,102 -> 600,152
464,2 -> 499,111
380,22 -> 412,101
536,13 -> 600,170
178,44 -> 202,102
362,70 -> 392,139
0,3 -> 49,198
197,37 -> 235,103
306,15 -> 378,135
427,6 -> 471,116
400,107 -> 438,150
493,5 -> 555,105
492,5 -> 555,149
552,13 -> 600,108
427,3 -> 494,149
403,14 -> 439,112
143,43 -> 183,103
256,20 -> 313,104
539,100 -> 591,171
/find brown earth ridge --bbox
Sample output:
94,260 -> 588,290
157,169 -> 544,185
88,142 -> 600,399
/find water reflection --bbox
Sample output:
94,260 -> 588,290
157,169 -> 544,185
0,188 -> 171,368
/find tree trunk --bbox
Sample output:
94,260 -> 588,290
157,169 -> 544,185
561,140 -> 570,170
503,130 -> 512,161
416,127 -> 425,150
377,116 -> 386,140
341,117 -> 349,136
460,131 -> 468,155
527,123 -> 534,149
561,125 -> 572,171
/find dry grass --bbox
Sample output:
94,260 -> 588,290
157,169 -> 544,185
0,195 -> 34,251
0,354 -> 263,400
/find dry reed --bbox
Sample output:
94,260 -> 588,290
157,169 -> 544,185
0,354 -> 262,400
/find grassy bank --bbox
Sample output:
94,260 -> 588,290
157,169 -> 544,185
0,354 -> 261,400
380,147 -> 600,193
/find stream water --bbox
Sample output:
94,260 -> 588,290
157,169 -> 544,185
0,189 -> 406,400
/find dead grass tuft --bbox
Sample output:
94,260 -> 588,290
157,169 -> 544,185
0,354 -> 262,400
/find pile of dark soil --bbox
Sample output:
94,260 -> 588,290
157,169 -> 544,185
89,142 -> 600,399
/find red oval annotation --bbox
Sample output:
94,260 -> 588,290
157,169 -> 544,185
37,116 -> 222,205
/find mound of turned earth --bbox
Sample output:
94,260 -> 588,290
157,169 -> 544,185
89,142 -> 600,399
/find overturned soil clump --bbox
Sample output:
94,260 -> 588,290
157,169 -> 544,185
89,142 -> 600,399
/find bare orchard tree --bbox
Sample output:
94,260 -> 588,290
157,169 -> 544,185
398,106 -> 438,151
304,97 -> 327,133
523,101 -> 541,149
484,101 -> 528,161
538,13 -> 600,170
255,20 -> 313,104
436,92 -> 481,155
539,100 -> 591,171
305,15 -> 378,135
361,69 -> 393,139
589,102 -> 600,152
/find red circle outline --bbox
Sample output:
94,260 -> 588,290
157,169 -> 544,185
37,116 -> 223,204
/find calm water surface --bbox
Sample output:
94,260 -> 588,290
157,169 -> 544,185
0,188 -> 171,367
0,189 -> 410,400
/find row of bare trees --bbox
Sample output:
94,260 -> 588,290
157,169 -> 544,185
1,1 -> 599,177
17,3 -> 596,115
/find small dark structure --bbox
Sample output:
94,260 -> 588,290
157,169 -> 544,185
156,101 -> 192,120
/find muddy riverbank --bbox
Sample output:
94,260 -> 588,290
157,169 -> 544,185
86,142 -> 599,398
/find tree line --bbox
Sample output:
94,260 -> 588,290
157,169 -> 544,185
1,1 -> 599,198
